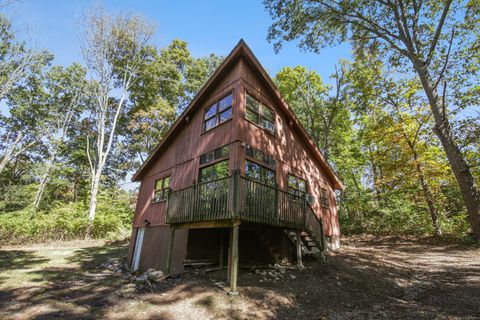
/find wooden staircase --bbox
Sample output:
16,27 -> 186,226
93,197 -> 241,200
284,230 -> 321,256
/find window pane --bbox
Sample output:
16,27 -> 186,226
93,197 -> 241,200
246,94 -> 259,111
288,175 -> 297,188
262,106 -> 273,121
268,156 -> 276,168
200,160 -> 229,182
219,108 -> 232,123
245,160 -> 275,186
215,146 -> 229,159
298,179 -> 306,192
219,94 -> 233,111
204,117 -> 217,131
245,108 -> 259,124
254,149 -> 264,162
262,119 -> 275,132
155,179 -> 163,191
205,103 -> 217,119
164,176 -> 170,188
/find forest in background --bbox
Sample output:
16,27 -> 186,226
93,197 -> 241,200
1,1 -> 479,243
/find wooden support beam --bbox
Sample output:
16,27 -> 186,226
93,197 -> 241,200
173,220 -> 234,230
219,229 -> 224,269
229,223 -> 239,294
166,227 -> 176,274
227,228 -> 232,282
229,223 -> 240,294
296,230 -> 303,269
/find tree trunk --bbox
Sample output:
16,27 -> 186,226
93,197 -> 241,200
414,160 -> 442,236
0,132 -> 22,175
413,61 -> 480,241
33,155 -> 56,209
86,168 -> 102,238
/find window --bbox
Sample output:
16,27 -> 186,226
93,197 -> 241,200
203,93 -> 233,131
246,147 -> 276,168
200,145 -> 229,165
245,160 -> 276,186
245,93 -> 275,133
199,160 -> 229,182
288,174 -> 307,198
321,188 -> 329,208
153,176 -> 170,202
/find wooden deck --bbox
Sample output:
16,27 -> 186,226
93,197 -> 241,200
165,171 -> 325,251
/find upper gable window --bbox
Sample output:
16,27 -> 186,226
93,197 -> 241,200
245,93 -> 275,133
203,93 -> 233,132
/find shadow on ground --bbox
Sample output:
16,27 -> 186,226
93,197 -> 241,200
0,237 -> 478,319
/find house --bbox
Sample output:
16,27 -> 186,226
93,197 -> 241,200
127,40 -> 343,292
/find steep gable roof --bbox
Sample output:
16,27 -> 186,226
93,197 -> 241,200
132,39 -> 343,190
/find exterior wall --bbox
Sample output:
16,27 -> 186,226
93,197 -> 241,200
129,225 -> 188,273
236,57 -> 340,237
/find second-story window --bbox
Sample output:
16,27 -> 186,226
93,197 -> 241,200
287,174 -> 307,198
153,176 -> 170,202
246,147 -> 276,168
245,160 -> 276,186
199,160 -> 229,182
200,145 -> 229,165
245,93 -> 275,133
203,93 -> 233,131
321,188 -> 330,208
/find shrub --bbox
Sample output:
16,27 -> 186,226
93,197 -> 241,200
0,190 -> 134,244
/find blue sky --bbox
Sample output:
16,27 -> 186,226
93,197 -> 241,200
13,0 -> 351,85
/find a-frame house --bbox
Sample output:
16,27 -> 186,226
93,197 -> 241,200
127,40 -> 343,292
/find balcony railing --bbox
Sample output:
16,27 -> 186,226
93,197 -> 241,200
166,171 -> 325,250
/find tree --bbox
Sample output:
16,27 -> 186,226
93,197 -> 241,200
0,52 -> 52,175
265,0 -> 480,240
274,64 -> 349,161
126,40 -> 224,161
33,64 -> 88,208
81,8 -> 154,236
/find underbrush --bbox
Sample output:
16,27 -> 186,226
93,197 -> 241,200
0,190 -> 133,244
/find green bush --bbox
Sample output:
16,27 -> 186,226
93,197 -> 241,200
0,190 -> 134,244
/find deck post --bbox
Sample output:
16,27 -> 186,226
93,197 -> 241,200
296,230 -> 303,268
166,227 -> 176,274
219,229 -> 224,269
227,228 -> 232,282
229,222 -> 240,294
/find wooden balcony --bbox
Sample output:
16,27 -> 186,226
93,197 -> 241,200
165,171 -> 325,251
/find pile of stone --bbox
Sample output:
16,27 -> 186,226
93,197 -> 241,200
135,268 -> 165,283
252,264 -> 296,283
99,258 -> 124,273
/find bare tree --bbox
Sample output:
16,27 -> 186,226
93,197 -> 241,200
81,7 -> 153,236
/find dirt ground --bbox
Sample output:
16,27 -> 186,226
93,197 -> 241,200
0,236 -> 479,320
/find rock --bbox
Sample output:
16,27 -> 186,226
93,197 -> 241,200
260,271 -> 267,276
136,273 -> 148,282
148,270 -> 165,282
290,275 -> 296,280
259,279 -> 264,283
254,269 -> 261,275
336,281 -> 341,286
278,266 -> 286,274
274,277 -> 280,281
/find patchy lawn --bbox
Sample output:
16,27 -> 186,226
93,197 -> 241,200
0,236 -> 479,320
